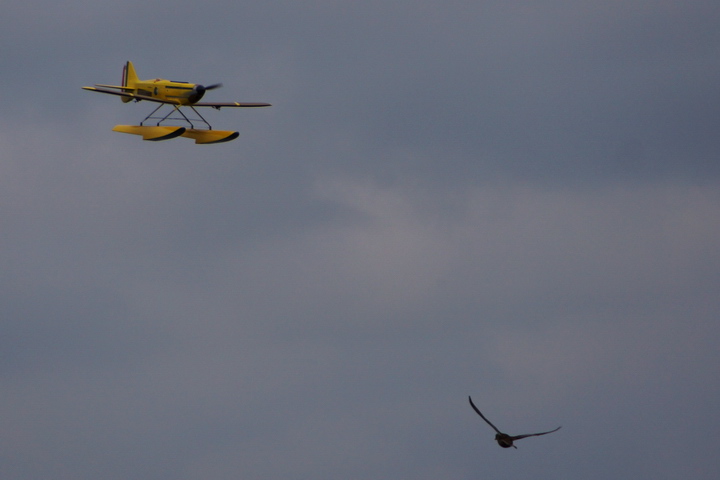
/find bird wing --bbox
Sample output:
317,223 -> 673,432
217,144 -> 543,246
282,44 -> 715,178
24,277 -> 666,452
510,426 -> 561,441
468,396 -> 503,434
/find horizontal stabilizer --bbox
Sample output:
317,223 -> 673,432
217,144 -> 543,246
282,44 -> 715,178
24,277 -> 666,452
112,125 -> 186,141
181,129 -> 240,144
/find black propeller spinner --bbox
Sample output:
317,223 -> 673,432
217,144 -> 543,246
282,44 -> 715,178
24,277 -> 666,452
468,396 -> 561,449
188,83 -> 223,103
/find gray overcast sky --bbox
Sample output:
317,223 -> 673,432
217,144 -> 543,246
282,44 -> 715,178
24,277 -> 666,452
2,2 -> 719,479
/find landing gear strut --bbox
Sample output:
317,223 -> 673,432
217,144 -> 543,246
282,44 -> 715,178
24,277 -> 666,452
140,104 -> 214,130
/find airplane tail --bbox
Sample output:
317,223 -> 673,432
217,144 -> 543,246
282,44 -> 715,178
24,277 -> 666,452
120,61 -> 139,103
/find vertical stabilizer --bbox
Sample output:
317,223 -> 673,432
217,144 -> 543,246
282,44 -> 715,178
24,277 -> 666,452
121,61 -> 139,103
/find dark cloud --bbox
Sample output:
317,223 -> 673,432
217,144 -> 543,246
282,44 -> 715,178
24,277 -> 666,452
1,2 -> 720,479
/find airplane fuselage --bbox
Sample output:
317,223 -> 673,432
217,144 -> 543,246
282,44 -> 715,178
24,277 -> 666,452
132,79 -> 201,105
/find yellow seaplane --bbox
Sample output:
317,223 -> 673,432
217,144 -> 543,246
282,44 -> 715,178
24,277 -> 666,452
83,61 -> 271,144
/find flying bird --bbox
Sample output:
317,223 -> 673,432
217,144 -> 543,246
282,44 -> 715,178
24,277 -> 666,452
468,396 -> 561,449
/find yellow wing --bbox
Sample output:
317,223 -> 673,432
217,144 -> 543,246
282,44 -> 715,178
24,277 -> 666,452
82,86 -> 180,104
191,101 -> 272,108
83,86 -> 271,108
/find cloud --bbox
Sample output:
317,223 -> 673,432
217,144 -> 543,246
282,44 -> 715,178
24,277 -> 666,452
2,2 -> 720,479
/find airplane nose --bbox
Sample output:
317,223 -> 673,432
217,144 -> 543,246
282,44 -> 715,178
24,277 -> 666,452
188,83 -> 221,104
188,85 -> 205,103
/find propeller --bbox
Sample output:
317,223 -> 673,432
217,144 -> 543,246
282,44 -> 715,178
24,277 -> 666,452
188,83 -> 223,103
201,83 -> 223,91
